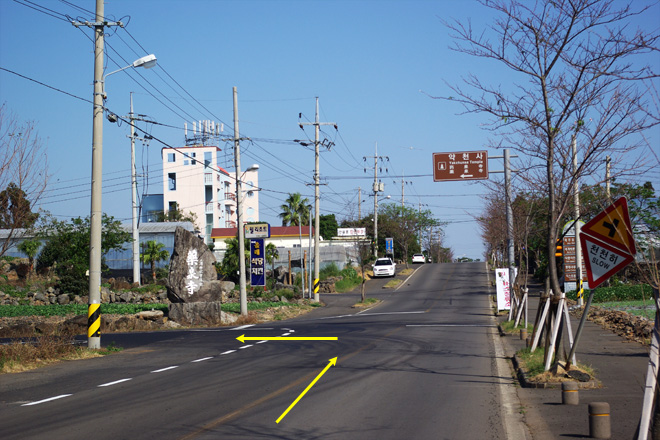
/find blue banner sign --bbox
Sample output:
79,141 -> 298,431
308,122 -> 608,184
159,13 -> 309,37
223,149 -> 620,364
250,238 -> 266,286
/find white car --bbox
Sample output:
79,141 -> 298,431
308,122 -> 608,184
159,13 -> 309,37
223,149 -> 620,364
412,254 -> 426,264
372,257 -> 396,277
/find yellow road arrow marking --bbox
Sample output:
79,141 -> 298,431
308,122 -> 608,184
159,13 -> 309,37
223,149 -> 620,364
276,357 -> 337,424
236,334 -> 338,343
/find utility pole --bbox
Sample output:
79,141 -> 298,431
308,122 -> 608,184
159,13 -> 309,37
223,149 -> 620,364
73,0 -> 123,350
358,186 -> 361,220
364,143 -> 388,258
129,94 -> 140,286
299,97 -> 336,303
572,135 -> 583,306
606,155 -> 611,199
504,148 -> 516,320
233,87 -> 248,317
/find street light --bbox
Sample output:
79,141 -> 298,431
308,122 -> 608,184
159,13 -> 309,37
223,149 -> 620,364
237,163 -> 259,317
102,54 -> 157,98
87,54 -> 157,349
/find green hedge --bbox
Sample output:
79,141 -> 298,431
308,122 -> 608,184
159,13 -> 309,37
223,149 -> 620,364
0,303 -> 169,318
566,284 -> 654,303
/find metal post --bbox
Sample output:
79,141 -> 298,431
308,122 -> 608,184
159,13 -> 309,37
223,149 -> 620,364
233,87 -> 247,317
504,148 -> 516,321
87,0 -> 105,349
130,93 -> 140,286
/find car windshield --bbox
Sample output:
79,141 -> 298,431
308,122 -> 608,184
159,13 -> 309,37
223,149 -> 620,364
375,259 -> 392,266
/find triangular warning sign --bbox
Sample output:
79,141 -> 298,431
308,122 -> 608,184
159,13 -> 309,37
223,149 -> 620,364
581,197 -> 636,255
579,233 -> 634,289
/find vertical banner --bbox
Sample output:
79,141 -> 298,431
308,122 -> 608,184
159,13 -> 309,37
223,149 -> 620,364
385,237 -> 393,255
250,238 -> 265,287
495,268 -> 511,311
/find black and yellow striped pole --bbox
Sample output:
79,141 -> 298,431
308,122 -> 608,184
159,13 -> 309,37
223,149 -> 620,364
577,279 -> 584,301
313,278 -> 320,297
88,303 -> 101,342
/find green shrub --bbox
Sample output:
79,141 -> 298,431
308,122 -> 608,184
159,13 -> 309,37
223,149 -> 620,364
320,263 -> 341,279
566,283 -> 653,303
0,284 -> 28,298
340,267 -> 358,280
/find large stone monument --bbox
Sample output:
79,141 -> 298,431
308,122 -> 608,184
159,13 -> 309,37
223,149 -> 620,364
167,227 -> 237,325
167,226 -> 219,302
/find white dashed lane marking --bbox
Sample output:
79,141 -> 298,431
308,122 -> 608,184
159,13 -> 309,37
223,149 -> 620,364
21,394 -> 72,407
98,378 -> 132,387
151,366 -> 179,373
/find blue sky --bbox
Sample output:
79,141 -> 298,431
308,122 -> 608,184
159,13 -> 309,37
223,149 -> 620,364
1,0 -> 658,260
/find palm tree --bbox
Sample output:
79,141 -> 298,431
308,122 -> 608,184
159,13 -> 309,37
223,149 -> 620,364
17,238 -> 40,278
140,240 -> 170,282
279,192 -> 311,226
265,242 -> 279,282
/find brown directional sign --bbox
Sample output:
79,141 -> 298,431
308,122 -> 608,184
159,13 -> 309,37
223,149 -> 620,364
433,151 -> 488,182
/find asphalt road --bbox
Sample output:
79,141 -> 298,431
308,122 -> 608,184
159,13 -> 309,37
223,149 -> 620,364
0,262 -> 522,440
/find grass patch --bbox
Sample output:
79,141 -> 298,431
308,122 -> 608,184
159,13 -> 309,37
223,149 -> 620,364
399,268 -> 414,276
353,298 -> 380,308
516,347 -> 596,383
383,279 -> 402,289
500,319 -> 533,335
0,332 -> 108,374
335,277 -> 362,293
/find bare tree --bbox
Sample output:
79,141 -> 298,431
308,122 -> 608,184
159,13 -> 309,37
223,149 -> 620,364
0,105 -> 49,258
441,0 -> 659,296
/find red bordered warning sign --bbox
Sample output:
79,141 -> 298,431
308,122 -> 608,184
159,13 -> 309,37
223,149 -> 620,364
581,197 -> 636,255
579,233 -> 634,289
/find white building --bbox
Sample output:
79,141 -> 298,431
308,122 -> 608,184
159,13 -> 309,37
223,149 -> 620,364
155,143 -> 259,245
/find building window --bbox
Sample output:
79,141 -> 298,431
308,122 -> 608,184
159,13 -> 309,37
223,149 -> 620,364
184,160 -> 189,166
204,151 -> 212,168
191,152 -> 197,165
168,173 -> 176,191
168,201 -> 178,212
167,153 -> 175,163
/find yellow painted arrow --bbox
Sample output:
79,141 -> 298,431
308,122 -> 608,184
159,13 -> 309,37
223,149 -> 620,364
236,334 -> 338,343
276,357 -> 337,424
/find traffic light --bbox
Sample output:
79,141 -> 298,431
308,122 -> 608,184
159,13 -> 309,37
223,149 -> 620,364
555,238 -> 563,258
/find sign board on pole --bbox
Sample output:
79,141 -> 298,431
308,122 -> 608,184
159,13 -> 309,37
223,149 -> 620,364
245,223 -> 270,239
433,151 -> 488,182
581,197 -> 636,255
337,228 -> 366,237
385,237 -> 393,255
579,234 -> 634,289
495,268 -> 511,311
250,238 -> 265,286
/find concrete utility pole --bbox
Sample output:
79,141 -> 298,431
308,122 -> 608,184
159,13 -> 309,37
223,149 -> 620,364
300,97 -> 336,303
606,155 -> 612,199
504,148 -> 516,319
73,0 -> 123,349
358,186 -> 361,220
233,87 -> 248,317
374,145 -> 379,258
364,143 -> 388,258
129,94 -> 140,286
572,135 -> 583,306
